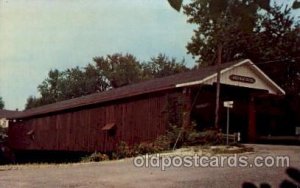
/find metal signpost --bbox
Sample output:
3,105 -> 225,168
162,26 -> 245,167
223,101 -> 234,145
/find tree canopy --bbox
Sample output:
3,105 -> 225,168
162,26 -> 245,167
183,0 -> 299,65
180,0 -> 300,95
93,53 -> 142,88
141,54 -> 189,79
25,53 -> 189,109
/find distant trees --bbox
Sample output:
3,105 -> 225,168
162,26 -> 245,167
25,65 -> 109,109
0,97 -> 4,109
93,53 -> 143,88
25,53 -> 189,109
142,54 -> 189,79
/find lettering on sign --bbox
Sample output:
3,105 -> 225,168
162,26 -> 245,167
229,74 -> 256,84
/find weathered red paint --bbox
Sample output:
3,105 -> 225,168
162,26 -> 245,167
8,90 -> 184,152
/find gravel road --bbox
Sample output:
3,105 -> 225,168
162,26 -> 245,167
0,144 -> 299,188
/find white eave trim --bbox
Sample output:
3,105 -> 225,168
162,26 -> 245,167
245,60 -> 286,95
175,59 -> 286,95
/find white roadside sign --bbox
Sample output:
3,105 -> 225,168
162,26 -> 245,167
223,101 -> 234,108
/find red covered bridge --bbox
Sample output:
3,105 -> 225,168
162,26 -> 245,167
7,59 -> 285,154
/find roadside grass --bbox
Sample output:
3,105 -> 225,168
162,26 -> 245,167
81,144 -> 254,162
0,144 -> 254,171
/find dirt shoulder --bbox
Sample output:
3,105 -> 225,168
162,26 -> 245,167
0,144 -> 299,188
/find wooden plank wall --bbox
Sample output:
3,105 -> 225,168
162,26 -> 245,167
8,91 -> 182,152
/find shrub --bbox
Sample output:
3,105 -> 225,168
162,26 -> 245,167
164,124 -> 185,149
82,152 -> 109,162
167,122 -> 224,147
87,123 -> 225,161
153,134 -> 172,151
112,141 -> 134,159
197,128 -> 223,145
133,142 -> 158,155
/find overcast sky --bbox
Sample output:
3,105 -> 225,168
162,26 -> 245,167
0,0 -> 298,110
0,0 -> 196,110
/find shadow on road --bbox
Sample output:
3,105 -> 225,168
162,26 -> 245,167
242,167 -> 300,188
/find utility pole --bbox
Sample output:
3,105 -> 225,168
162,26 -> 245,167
214,44 -> 222,128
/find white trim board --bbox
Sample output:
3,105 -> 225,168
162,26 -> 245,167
176,59 -> 285,95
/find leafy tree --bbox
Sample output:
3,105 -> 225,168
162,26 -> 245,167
181,0 -> 300,97
168,0 -> 299,70
59,65 -> 108,100
93,53 -> 143,88
183,0 -> 265,64
93,53 -> 189,87
0,97 -> 4,109
251,4 -> 300,94
38,69 -> 62,105
246,4 -> 300,63
141,54 -> 189,79
25,65 -> 106,109
26,96 -> 43,110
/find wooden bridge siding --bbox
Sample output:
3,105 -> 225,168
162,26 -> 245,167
8,91 -> 182,152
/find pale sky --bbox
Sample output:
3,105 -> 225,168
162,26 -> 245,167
0,0 -> 298,110
0,0 -> 195,110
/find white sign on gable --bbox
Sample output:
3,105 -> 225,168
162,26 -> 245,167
175,59 -> 285,95
229,74 -> 256,84
202,60 -> 285,95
